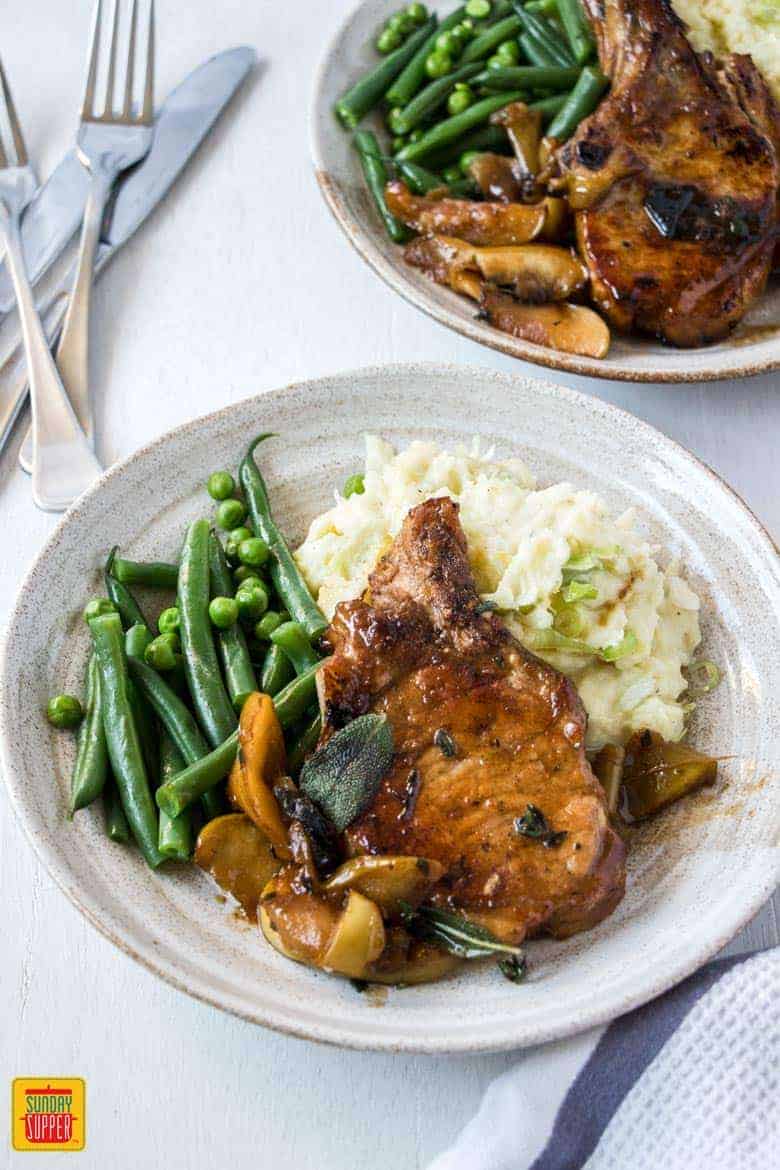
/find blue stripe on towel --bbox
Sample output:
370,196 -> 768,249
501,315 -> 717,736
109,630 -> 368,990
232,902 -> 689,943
530,954 -> 750,1170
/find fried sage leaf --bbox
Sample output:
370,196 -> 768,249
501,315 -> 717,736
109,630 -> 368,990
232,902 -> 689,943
299,713 -> 394,832
514,803 -> 567,848
401,904 -> 526,970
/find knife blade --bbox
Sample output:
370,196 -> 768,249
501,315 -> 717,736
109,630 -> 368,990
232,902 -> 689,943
0,45 -> 256,459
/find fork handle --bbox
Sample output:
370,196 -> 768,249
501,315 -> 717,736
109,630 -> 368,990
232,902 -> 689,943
55,166 -> 115,444
0,201 -> 102,511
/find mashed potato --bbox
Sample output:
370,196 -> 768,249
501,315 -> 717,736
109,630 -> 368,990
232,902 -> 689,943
295,437 -> 703,750
672,0 -> 780,101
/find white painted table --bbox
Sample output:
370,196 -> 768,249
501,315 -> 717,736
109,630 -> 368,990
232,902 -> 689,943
1,3 -> 777,1166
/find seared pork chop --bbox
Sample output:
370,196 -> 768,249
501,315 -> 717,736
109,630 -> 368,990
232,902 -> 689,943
318,498 -> 625,944
555,0 -> 778,346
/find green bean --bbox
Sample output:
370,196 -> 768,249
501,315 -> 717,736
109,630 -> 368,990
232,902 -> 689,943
259,643 -> 295,696
473,64 -> 578,89
287,713 -> 322,776
530,90 -> 571,120
386,7 -> 465,107
123,625 -> 159,781
514,5 -> 575,66
89,612 -> 162,868
422,123 -> 511,168
395,160 -> 447,193
157,732 -> 194,861
127,656 -> 208,763
70,655 -> 109,814
393,62 -> 484,134
546,64 -> 607,140
335,16 -> 437,128
518,30 -> 558,66
239,437 -> 327,641
104,778 -> 130,843
111,557 -> 179,589
105,548 -> 149,631
178,519 -> 237,749
156,664 -> 321,819
126,651 -> 223,822
525,0 -> 558,13
462,15 -> 522,62
270,621 -> 319,675
555,0 -> 595,65
396,90 -> 524,161
354,130 -> 410,243
208,533 -> 258,712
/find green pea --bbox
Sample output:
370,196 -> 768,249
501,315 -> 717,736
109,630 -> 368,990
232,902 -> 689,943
238,537 -> 270,567
408,127 -> 425,143
392,134 -> 409,153
235,580 -> 269,621
158,631 -> 181,653
207,470 -> 235,501
452,18 -> 475,43
377,27 -> 402,53
83,597 -> 116,623
233,565 -> 261,587
435,30 -> 460,56
406,3 -> 428,25
343,473 -> 365,498
216,498 -> 247,530
209,596 -> 239,629
47,694 -> 83,729
225,525 -> 253,561
496,39 -> 520,65
486,54 -> 505,70
388,12 -> 411,34
157,606 -> 180,635
465,0 -> 491,17
447,84 -> 474,115
255,611 -> 283,641
425,49 -> 452,78
144,636 -> 178,672
460,149 -> 482,174
442,164 -> 464,184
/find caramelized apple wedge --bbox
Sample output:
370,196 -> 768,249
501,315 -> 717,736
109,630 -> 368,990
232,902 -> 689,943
405,235 -> 586,302
323,855 -> 444,917
194,813 -> 282,920
385,179 -> 547,245
480,287 -> 611,357
230,692 -> 290,856
622,730 -> 718,821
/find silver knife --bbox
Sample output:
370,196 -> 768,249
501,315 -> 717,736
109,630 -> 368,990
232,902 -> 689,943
0,45 -> 255,461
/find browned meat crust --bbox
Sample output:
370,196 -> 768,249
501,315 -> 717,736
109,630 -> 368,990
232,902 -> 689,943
318,498 -> 626,944
556,0 -> 778,346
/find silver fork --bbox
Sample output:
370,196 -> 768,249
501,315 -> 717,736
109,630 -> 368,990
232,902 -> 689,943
55,0 -> 155,445
0,62 -> 102,511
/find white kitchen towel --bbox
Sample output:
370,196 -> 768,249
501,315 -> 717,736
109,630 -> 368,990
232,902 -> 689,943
430,948 -> 779,1170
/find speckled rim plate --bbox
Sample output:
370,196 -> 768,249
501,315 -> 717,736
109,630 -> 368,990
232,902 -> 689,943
310,0 -> 780,383
1,363 -> 779,1053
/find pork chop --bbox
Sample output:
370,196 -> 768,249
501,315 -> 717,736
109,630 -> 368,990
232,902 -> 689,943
318,498 -> 626,944
555,0 -> 778,346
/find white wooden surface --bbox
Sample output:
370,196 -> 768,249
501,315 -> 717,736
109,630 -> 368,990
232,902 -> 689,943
0,2 -> 777,1166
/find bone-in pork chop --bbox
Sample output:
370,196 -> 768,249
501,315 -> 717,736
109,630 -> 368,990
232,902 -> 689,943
318,498 -> 625,944
554,0 -> 778,346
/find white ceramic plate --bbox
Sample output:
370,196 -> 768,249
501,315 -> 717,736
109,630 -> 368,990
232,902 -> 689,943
2,364 -> 779,1052
310,0 -> 780,383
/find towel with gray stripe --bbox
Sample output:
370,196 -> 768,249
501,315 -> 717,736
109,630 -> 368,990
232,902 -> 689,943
430,948 -> 779,1170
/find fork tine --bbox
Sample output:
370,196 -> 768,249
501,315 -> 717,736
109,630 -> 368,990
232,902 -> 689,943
103,0 -> 121,118
0,59 -> 27,166
82,0 -> 103,119
122,0 -> 138,117
141,0 -> 155,125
